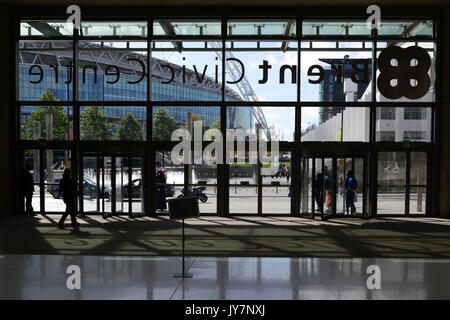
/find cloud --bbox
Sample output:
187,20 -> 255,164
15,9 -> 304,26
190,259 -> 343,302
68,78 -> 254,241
280,52 -> 298,66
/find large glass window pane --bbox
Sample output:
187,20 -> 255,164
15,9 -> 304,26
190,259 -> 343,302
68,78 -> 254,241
378,152 -> 406,186
151,41 -> 223,102
44,150 -> 71,212
130,157 -> 145,215
226,107 -> 253,134
229,150 -> 258,214
300,42 -> 372,102
82,156 -> 104,213
18,41 -> 73,101
225,41 -> 297,102
300,158 -> 314,216
20,106 -> 73,141
102,156 -> 113,215
377,20 -> 433,37
80,106 -> 146,141
376,42 -> 435,102
20,21 -> 73,37
155,151 -> 182,214
78,41 -> 147,101
377,186 -> 405,214
301,107 -> 370,142
262,151 -> 291,214
228,20 -> 296,36
188,163 -> 217,214
375,107 -> 432,142
377,152 -> 406,214
153,20 -> 220,36
302,20 -> 370,36
152,106 -> 220,141
227,106 -> 295,142
80,21 -> 147,37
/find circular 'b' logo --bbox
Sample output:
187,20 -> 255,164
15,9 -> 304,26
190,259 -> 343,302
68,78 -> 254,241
377,46 -> 431,100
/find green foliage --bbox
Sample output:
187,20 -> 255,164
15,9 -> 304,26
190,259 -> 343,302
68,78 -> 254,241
117,112 -> 144,141
210,119 -> 221,130
80,106 -> 113,140
179,114 -> 210,136
152,108 -> 178,141
23,89 -> 69,140
40,89 -> 58,102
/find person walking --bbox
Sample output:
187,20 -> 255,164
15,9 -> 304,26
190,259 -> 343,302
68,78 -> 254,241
22,164 -> 35,216
58,168 -> 79,229
324,166 -> 333,213
344,170 -> 358,215
155,168 -> 167,211
313,172 -> 324,211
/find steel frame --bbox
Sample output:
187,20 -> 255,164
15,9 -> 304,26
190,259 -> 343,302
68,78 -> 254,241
11,5 -> 441,218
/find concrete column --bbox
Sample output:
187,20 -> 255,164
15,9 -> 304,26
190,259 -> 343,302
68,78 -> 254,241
0,7 -> 13,215
439,8 -> 450,217
186,112 -> 193,188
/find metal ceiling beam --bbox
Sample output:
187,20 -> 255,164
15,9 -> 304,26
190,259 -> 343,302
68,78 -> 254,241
158,21 -> 183,53
281,19 -> 295,52
26,21 -> 63,36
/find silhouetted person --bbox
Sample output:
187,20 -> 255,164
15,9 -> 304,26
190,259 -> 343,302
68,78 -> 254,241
58,168 -> 79,229
155,168 -> 167,211
313,172 -> 324,211
324,166 -> 333,212
345,170 -> 358,215
22,164 -> 35,216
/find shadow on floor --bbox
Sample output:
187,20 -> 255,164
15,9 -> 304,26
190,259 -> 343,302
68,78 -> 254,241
1,214 -> 449,258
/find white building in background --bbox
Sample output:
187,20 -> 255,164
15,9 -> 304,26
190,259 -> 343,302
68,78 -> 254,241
302,43 -> 434,143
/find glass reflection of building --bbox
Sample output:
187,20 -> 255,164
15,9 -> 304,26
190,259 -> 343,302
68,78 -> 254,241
318,57 -> 372,123
19,49 -> 250,130
305,53 -> 432,143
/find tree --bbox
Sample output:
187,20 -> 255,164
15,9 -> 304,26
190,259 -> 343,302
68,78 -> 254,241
179,114 -> 209,136
80,106 -> 113,140
152,108 -> 178,141
117,112 -> 143,141
210,119 -> 221,130
23,89 -> 69,140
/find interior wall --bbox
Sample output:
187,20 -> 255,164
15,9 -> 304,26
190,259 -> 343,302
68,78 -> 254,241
0,9 -> 13,216
439,7 -> 450,217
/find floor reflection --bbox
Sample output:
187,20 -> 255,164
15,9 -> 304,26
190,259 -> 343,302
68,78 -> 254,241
0,255 -> 449,300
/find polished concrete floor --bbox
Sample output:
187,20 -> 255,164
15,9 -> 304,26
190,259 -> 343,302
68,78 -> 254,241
1,215 -> 450,257
0,255 -> 449,299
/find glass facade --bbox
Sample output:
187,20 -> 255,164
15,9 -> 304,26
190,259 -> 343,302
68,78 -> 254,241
15,16 -> 437,217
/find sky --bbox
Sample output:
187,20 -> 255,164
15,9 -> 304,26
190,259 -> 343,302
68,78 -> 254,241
152,40 -> 373,141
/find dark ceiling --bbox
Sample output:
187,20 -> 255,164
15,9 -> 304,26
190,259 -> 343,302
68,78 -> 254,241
3,0 -> 450,6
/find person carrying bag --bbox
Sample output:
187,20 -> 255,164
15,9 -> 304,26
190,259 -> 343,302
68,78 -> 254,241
344,170 -> 358,215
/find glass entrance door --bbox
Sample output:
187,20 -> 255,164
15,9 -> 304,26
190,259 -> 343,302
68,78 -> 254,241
300,155 -> 366,220
336,157 -> 365,217
81,153 -> 145,218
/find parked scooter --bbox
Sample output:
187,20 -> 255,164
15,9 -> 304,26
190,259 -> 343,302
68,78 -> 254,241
178,186 -> 208,202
